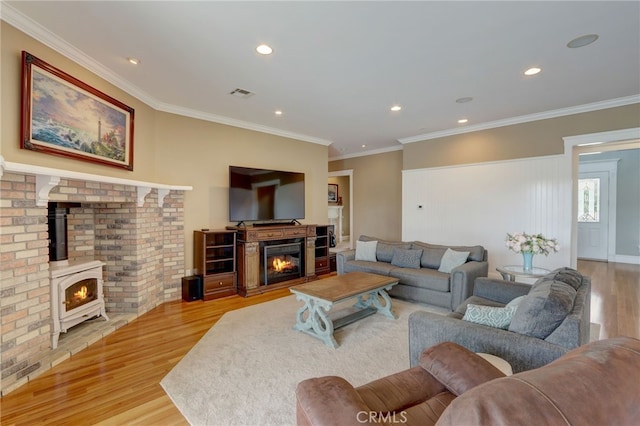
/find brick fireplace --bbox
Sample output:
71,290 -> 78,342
0,159 -> 191,395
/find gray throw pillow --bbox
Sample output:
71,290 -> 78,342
390,248 -> 423,269
509,280 -> 577,339
377,241 -> 412,263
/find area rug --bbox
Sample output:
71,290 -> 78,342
161,295 -> 601,426
161,295 -> 446,426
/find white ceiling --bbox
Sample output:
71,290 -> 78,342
3,1 -> 639,159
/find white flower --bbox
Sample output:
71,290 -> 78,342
505,232 -> 559,255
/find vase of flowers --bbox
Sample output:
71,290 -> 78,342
506,232 -> 559,271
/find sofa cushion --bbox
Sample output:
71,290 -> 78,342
509,279 -> 577,339
391,248 -> 423,269
358,235 -> 411,263
343,260 -> 395,276
377,241 -> 412,263
410,242 -> 485,269
355,240 -> 377,262
506,295 -> 526,309
438,248 -> 470,273
389,267 -> 450,292
462,304 -> 517,330
410,242 -> 447,269
540,267 -> 584,290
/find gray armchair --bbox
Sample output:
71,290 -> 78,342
408,268 -> 591,373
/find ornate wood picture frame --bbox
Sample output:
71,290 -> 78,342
21,51 -> 135,170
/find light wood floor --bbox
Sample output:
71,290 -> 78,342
1,261 -> 638,425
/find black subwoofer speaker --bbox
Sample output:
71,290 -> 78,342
182,275 -> 202,302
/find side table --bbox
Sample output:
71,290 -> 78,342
496,265 -> 550,282
476,353 -> 513,376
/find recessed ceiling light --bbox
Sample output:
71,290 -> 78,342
127,57 -> 139,65
256,44 -> 273,55
567,34 -> 599,49
361,144 -> 367,148
390,105 -> 402,112
524,67 -> 542,76
455,97 -> 473,104
275,110 -> 283,115
458,118 -> 468,124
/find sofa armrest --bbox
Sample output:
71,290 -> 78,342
408,311 -> 568,374
449,261 -> 489,310
296,376 -> 371,426
473,277 -> 530,304
419,342 -> 505,396
337,250 -> 356,275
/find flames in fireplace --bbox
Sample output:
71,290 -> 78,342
272,256 -> 299,273
261,240 -> 304,285
75,285 -> 88,300
64,278 -> 98,312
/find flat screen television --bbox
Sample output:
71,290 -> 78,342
229,166 -> 305,224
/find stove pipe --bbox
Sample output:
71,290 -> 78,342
47,202 -> 81,262
47,203 -> 69,262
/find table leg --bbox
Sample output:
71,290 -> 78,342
293,294 -> 337,348
499,272 -> 516,281
353,286 -> 398,319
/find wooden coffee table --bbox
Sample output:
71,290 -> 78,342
289,272 -> 399,348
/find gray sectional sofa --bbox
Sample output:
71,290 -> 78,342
408,268 -> 591,373
337,235 -> 488,310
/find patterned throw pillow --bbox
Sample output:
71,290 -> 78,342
462,304 -> 517,330
390,248 -> 423,269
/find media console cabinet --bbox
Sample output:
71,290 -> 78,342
227,224 -> 323,297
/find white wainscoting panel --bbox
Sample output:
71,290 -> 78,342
402,155 -> 571,278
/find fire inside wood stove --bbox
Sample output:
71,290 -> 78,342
64,278 -> 98,312
262,241 -> 303,285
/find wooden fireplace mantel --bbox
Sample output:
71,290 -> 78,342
228,224 -> 317,296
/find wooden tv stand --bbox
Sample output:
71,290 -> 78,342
227,224 -> 318,297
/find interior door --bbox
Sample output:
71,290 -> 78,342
577,170 -> 609,260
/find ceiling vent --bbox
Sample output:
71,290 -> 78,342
229,88 -> 255,99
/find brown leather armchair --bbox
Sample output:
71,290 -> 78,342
295,337 -> 640,425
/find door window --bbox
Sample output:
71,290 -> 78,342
578,178 -> 600,222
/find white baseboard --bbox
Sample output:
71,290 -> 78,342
613,255 -> 640,265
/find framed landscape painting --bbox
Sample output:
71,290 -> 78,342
21,51 -> 135,170
328,184 -> 338,202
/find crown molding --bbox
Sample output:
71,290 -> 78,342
329,144 -> 402,161
155,102 -> 332,146
398,95 -> 640,145
0,2 -> 331,147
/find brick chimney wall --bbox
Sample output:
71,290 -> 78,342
0,171 -> 186,395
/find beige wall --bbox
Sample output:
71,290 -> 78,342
1,22 -> 329,269
403,104 -> 640,170
330,150 -> 403,241
153,113 -> 328,266
1,22 -> 158,180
